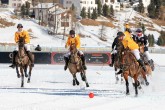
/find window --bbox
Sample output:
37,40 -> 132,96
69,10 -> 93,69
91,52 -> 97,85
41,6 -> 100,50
91,1 -> 93,4
105,0 -> 108,2
12,3 -> 16,7
17,3 -> 21,7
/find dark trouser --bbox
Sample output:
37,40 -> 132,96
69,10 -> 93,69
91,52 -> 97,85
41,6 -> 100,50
138,59 -> 146,72
26,51 -> 34,67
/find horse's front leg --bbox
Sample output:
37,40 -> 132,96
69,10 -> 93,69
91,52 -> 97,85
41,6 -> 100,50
24,65 -> 28,78
141,71 -> 149,86
27,66 -> 32,83
81,71 -> 89,87
16,65 -> 20,78
20,68 -> 24,87
134,74 -> 139,97
72,74 -> 79,86
123,72 -> 129,95
115,67 -> 119,84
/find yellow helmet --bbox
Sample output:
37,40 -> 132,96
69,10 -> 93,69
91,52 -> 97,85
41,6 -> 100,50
125,23 -> 130,29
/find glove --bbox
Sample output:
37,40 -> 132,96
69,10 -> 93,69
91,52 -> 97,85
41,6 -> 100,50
112,49 -> 117,54
65,45 -> 67,49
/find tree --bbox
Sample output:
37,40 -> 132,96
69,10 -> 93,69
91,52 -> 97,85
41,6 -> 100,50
155,0 -> 161,18
97,0 -> 102,16
103,4 -> 109,17
148,34 -> 155,47
88,8 -> 91,18
148,0 -> 156,18
91,8 -> 97,20
110,5 -> 114,16
99,23 -> 107,41
157,37 -> 164,46
80,7 -> 86,18
138,0 -> 144,13
25,1 -> 30,15
21,4 -> 26,17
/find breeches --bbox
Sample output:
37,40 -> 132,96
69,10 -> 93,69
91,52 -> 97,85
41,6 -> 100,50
64,50 -> 84,58
15,43 -> 31,51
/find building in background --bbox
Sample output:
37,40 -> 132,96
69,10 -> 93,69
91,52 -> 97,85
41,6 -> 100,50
33,3 -> 71,34
62,0 -> 97,17
9,0 -> 32,8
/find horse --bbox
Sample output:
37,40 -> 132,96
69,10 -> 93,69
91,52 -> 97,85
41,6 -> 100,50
15,37 -> 34,87
117,42 -> 144,96
113,44 -> 124,84
68,43 -> 89,87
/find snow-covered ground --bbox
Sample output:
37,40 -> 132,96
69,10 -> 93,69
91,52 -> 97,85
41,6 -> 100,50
0,53 -> 165,110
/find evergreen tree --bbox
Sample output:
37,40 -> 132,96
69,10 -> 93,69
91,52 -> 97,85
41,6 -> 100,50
97,0 -> 102,16
138,0 -> 144,13
141,23 -> 146,33
157,37 -> 164,46
103,4 -> 109,17
21,4 -> 26,17
88,8 -> 91,18
155,0 -> 161,18
25,1 -> 30,15
110,5 -> 114,16
148,34 -> 155,47
148,0 -> 156,18
91,8 -> 97,20
71,4 -> 75,11
80,7 -> 86,18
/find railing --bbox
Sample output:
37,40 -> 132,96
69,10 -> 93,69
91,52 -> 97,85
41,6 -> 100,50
0,44 -> 165,53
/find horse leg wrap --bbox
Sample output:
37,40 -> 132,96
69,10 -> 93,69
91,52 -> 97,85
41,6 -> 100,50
80,55 -> 87,70
27,51 -> 34,67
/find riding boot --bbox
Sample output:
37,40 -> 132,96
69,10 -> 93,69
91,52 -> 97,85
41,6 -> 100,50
27,51 -> 34,67
9,51 -> 17,69
138,59 -> 146,72
64,56 -> 69,71
80,55 -> 87,70
109,54 -> 114,67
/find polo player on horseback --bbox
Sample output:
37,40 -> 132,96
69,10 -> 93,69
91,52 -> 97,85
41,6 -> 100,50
117,31 -> 146,72
64,30 -> 87,71
9,23 -> 34,68
133,28 -> 154,71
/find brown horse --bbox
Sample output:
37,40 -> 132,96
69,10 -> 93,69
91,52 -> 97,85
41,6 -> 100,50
117,42 -> 144,96
68,43 -> 89,87
15,37 -> 34,87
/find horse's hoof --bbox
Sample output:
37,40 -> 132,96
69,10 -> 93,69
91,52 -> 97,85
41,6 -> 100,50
17,74 -> 20,78
135,94 -> 138,97
126,92 -> 130,95
25,74 -> 28,78
86,83 -> 89,87
27,80 -> 30,83
76,81 -> 79,85
146,82 -> 149,86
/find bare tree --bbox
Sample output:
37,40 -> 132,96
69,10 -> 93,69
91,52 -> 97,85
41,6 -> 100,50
99,23 -> 107,41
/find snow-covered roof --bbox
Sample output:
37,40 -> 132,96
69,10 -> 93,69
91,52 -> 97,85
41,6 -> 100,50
34,3 -> 58,9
